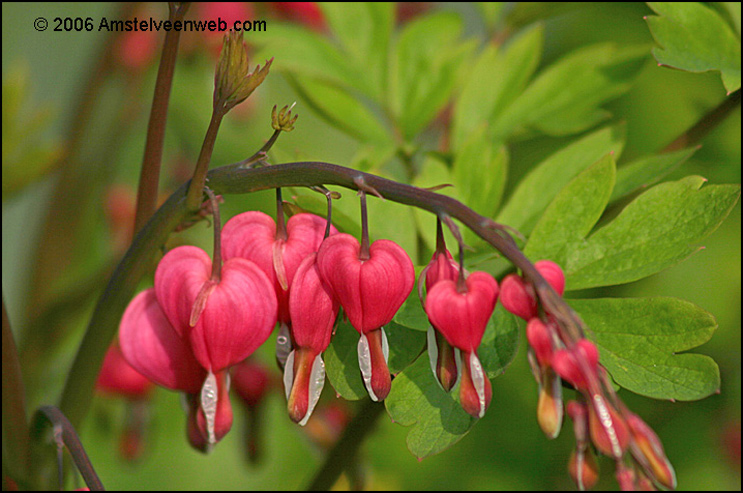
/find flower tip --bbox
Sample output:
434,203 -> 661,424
459,352 -> 492,419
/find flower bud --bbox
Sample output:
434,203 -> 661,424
213,30 -> 271,113
626,413 -> 677,490
500,260 -> 565,320
569,448 -> 600,490
537,366 -> 563,439
588,398 -> 630,458
552,339 -> 600,391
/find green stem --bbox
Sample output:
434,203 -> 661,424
663,88 -> 741,152
306,399 -> 385,491
2,296 -> 30,485
185,109 -> 226,211
132,2 -> 190,235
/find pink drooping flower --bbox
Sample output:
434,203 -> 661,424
154,245 -> 277,373
97,341 -> 154,399
419,249 -> 460,392
500,260 -> 565,320
317,233 -> 414,401
119,289 -> 206,394
425,271 -> 499,418
222,211 -> 335,326
284,253 -> 339,425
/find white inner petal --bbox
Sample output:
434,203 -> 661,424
200,371 -> 218,444
426,326 -> 439,387
469,353 -> 487,419
357,333 -> 377,401
283,350 -> 295,401
299,354 -> 326,426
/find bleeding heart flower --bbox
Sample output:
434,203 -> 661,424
316,233 -> 414,401
119,289 -> 206,393
222,211 -> 336,325
500,260 -> 566,320
154,245 -> 277,373
284,253 -> 339,425
419,249 -> 460,392
97,341 -> 154,399
424,271 -> 499,418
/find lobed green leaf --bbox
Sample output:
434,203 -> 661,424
385,306 -> 519,458
490,43 -> 647,140
610,146 -> 698,203
451,23 -> 543,150
566,177 -> 741,289
572,297 -> 720,400
646,2 -> 741,93
524,154 -> 616,265
497,125 -> 625,234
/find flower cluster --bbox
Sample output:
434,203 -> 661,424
117,185 -> 676,490
501,261 -> 676,490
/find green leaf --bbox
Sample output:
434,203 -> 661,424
319,2 -> 394,100
324,320 -> 426,401
571,297 -> 720,400
524,154 -> 616,265
385,306 -> 519,458
324,320 -> 369,400
390,12 -> 475,140
646,2 -> 741,93
490,43 -> 647,140
452,125 -> 509,219
393,288 -> 430,333
477,2 -> 506,31
566,177 -> 741,289
611,146 -> 698,203
253,24 -> 359,91
385,355 -> 476,459
289,75 -> 393,146
497,125 -> 625,234
451,23 -> 543,150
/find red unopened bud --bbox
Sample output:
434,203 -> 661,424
626,413 -> 677,490
569,448 -> 600,491
232,358 -> 273,407
500,261 -> 565,319
537,366 -> 563,439
499,274 -> 536,320
588,398 -> 630,458
526,318 -> 555,367
534,260 -> 565,296
615,462 -> 636,491
552,339 -> 600,391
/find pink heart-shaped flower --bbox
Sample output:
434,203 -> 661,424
316,233 -> 414,333
154,245 -> 277,372
119,288 -> 206,393
424,271 -> 499,353
221,211 -> 337,324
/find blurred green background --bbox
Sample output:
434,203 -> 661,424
2,2 -> 739,490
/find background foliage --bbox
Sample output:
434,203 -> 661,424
2,2 -> 740,490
